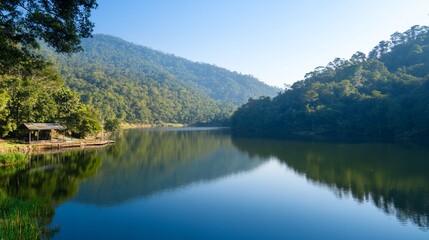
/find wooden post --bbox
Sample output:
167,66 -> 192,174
29,131 -> 31,144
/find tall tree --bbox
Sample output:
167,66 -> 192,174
0,0 -> 98,73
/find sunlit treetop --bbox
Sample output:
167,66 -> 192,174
0,0 -> 98,73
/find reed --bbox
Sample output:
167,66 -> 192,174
0,198 -> 45,239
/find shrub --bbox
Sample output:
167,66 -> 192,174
0,152 -> 27,165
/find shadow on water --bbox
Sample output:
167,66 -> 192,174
231,137 -> 429,229
73,128 -> 265,205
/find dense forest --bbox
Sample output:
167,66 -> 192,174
43,34 -> 278,124
232,25 -> 429,141
0,65 -> 101,138
1,30 -> 278,138
0,0 -> 102,138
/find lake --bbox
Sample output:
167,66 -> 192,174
2,128 -> 429,239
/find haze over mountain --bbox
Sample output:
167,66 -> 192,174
44,34 -> 278,124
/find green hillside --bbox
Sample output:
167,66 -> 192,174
45,34 -> 278,124
232,25 -> 429,141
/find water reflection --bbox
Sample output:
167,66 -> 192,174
0,150 -> 102,237
73,129 -> 265,205
2,128 -> 429,238
232,138 -> 429,229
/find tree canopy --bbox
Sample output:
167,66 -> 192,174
231,25 -> 429,141
0,65 -> 101,138
0,0 -> 101,138
0,0 -> 98,73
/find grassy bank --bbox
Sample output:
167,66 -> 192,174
0,140 -> 24,151
0,152 -> 28,167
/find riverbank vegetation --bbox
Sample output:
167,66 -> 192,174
0,150 -> 104,239
0,66 -> 102,139
0,197 -> 55,239
0,152 -> 27,166
0,0 -> 102,141
232,25 -> 429,141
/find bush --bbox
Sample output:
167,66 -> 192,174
0,152 -> 27,165
104,118 -> 121,132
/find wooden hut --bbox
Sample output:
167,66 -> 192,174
18,123 -> 66,143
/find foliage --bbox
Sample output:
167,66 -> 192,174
0,150 -> 103,239
41,34 -> 276,124
0,197 -> 56,239
0,152 -> 27,166
104,118 -> 121,132
0,0 -> 101,138
0,0 -> 98,74
0,65 -> 102,138
232,25 -> 429,141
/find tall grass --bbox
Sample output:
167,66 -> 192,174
0,199 -> 42,239
0,152 -> 28,166
0,197 -> 44,239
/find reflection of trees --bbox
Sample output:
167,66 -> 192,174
74,129 -> 264,205
0,150 -> 103,238
232,138 -> 429,229
1,150 -> 102,203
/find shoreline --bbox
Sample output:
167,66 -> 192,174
0,139 -> 115,167
1,140 -> 115,153
121,123 -> 186,129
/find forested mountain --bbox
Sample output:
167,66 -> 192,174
232,25 -> 429,141
43,34 -> 278,124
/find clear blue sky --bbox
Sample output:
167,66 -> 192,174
92,0 -> 429,87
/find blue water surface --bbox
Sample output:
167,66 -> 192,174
44,128 -> 429,239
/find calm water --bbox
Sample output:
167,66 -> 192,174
2,128 -> 429,239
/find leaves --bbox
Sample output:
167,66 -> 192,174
0,0 -> 98,73
0,66 -> 102,138
232,25 -> 429,140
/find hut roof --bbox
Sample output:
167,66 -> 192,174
19,123 -> 66,130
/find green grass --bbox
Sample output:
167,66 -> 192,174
0,152 -> 28,166
0,197 -> 53,240
0,140 -> 24,149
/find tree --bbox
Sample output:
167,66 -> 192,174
104,118 -> 121,132
0,0 -> 98,73
231,26 -> 429,140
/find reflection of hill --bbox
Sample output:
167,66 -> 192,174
73,129 -> 264,205
232,138 -> 429,229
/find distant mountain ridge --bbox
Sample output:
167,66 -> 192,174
44,34 -> 278,124
88,34 -> 278,105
